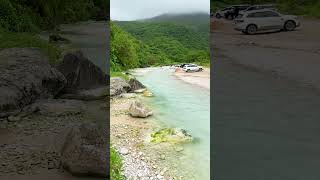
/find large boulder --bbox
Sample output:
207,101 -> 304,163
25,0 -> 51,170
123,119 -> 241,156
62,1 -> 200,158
32,99 -> 85,117
110,77 -> 130,97
60,123 -> 108,177
49,34 -> 70,43
128,78 -> 145,92
0,48 -> 67,117
57,50 -> 108,92
129,100 -> 153,118
60,86 -> 109,101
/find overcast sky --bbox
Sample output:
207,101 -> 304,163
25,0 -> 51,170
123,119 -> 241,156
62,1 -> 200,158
111,0 -> 210,21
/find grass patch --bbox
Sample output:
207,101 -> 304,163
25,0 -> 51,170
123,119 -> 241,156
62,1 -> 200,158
110,71 -> 130,81
110,146 -> 123,180
0,28 -> 61,64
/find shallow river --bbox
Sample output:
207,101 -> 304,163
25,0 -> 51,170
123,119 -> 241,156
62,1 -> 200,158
135,67 -> 210,180
60,21 -> 108,72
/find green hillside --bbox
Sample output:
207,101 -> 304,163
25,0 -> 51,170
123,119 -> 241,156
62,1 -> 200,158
0,0 -> 109,32
111,13 -> 210,71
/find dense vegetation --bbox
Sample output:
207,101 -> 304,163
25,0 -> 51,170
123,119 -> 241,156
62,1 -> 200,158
211,0 -> 320,18
110,13 -> 210,71
0,0 -> 109,32
0,0 -> 109,64
0,27 -> 61,64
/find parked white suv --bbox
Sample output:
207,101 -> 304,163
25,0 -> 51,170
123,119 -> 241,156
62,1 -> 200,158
215,6 -> 233,19
183,64 -> 203,72
234,9 -> 300,34
239,4 -> 276,14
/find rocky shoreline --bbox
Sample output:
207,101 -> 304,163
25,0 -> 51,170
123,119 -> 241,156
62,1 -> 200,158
110,73 -> 197,180
0,47 -> 109,179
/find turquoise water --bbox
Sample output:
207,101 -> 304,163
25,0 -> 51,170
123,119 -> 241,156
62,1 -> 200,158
135,67 -> 210,180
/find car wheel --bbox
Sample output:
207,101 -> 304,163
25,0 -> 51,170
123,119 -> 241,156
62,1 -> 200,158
186,69 -> 190,72
242,30 -> 248,34
246,24 -> 257,35
216,14 -> 221,19
284,20 -> 296,31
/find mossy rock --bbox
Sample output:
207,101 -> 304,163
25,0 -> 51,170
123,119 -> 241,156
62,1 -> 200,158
150,128 -> 193,143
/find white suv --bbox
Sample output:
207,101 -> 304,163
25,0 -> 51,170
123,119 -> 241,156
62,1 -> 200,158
183,64 -> 203,72
234,9 -> 300,34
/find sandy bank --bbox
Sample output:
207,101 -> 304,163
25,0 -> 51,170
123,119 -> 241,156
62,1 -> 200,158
174,68 -> 210,90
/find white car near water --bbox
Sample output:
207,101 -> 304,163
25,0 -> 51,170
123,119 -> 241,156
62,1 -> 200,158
183,64 -> 203,72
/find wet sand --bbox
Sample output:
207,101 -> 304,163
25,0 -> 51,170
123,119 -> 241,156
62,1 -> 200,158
174,68 -> 210,90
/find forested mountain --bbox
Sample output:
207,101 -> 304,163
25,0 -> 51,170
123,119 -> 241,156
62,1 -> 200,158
143,13 -> 210,33
111,13 -> 210,71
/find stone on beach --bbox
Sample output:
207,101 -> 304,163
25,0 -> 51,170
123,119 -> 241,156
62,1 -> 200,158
143,90 -> 153,97
134,88 -> 147,93
120,93 -> 137,99
0,48 -> 67,117
57,50 -> 108,91
119,147 -> 129,155
129,100 -> 153,118
60,123 -> 108,177
128,78 -> 146,92
110,77 -> 131,97
150,128 -> 193,143
32,99 -> 85,117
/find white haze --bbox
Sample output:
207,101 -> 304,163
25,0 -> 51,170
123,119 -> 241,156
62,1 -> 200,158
111,0 -> 210,21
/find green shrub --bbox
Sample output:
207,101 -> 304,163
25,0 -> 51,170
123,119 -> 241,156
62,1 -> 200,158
0,29 -> 61,64
110,147 -> 123,180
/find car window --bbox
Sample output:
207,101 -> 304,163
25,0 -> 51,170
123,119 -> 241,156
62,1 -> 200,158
247,12 -> 264,18
264,11 -> 280,17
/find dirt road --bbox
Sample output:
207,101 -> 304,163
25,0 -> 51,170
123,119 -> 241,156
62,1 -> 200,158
212,17 -> 320,180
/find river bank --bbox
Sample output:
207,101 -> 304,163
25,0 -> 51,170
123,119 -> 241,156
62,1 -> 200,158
111,67 -> 210,180
174,68 -> 210,90
0,21 -> 108,179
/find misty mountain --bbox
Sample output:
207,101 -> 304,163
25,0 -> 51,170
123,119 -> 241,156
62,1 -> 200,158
141,12 -> 210,32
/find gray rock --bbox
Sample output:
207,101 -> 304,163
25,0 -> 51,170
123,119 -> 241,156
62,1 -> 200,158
129,100 -> 153,118
57,50 -> 108,92
33,99 -> 85,117
59,86 -> 109,101
134,88 -> 147,93
119,147 -> 129,155
128,78 -> 145,92
60,123 -> 108,177
120,93 -> 137,99
49,34 -> 70,43
0,48 -> 67,117
110,77 -> 130,97
175,146 -> 184,152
